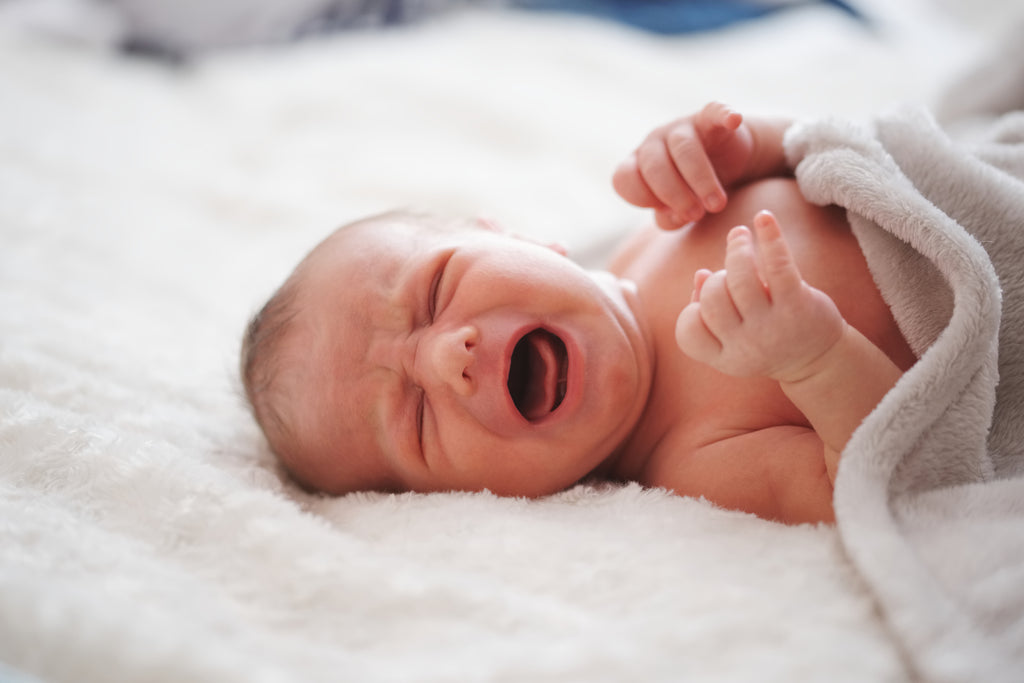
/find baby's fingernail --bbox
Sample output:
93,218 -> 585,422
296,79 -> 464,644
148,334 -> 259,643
727,225 -> 747,241
754,211 -> 782,238
704,193 -> 724,212
673,209 -> 700,225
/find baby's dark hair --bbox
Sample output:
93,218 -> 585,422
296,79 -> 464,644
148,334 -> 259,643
240,276 -> 302,464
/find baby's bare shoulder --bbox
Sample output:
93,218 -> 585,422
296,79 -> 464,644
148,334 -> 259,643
606,224 -> 660,276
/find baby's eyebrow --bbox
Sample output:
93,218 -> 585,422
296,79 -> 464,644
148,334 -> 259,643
374,258 -> 424,332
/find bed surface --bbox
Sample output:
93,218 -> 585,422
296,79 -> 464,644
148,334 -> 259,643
1,1 -> 1018,680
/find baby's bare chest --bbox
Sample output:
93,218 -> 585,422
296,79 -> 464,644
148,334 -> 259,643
614,177 -> 908,363
610,177 -> 913,468
615,178 -> 872,311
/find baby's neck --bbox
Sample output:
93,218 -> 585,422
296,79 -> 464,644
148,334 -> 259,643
591,270 -> 662,485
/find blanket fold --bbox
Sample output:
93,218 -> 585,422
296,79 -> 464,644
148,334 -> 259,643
785,107 -> 1024,683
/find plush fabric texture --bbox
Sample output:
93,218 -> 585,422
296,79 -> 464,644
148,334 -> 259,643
1,1 -> 1021,681
786,106 -> 1024,683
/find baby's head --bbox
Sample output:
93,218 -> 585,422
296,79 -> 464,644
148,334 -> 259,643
241,211 -> 653,497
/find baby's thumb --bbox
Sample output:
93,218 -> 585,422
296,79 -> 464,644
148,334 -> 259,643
691,268 -> 713,303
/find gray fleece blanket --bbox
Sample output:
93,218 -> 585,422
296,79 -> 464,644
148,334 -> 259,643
785,107 -> 1024,682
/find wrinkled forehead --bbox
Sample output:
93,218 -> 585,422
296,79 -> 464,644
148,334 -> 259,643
315,212 -> 474,261
278,214 -> 470,492
295,212 -> 493,322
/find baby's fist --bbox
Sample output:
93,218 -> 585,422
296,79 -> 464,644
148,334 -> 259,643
675,211 -> 845,383
613,102 -> 754,230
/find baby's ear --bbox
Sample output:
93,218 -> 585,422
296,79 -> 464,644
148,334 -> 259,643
475,216 -> 506,234
512,231 -> 570,258
542,240 -> 569,257
475,216 -> 569,257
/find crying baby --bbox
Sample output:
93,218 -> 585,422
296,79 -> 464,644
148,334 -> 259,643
241,103 -> 915,524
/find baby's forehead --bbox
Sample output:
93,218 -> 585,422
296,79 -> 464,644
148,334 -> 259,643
291,211 -> 482,350
342,211 -> 476,242
305,213 -> 485,282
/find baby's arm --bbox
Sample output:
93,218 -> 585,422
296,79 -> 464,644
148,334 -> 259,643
675,211 -> 902,482
613,102 -> 791,230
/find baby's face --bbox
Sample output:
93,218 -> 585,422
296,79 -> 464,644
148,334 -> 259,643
277,216 -> 653,497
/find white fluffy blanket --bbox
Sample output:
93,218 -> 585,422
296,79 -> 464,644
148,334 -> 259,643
787,106 -> 1024,682
1,2 -> 1021,681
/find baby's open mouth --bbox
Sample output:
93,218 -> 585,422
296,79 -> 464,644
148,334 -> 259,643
507,328 -> 568,422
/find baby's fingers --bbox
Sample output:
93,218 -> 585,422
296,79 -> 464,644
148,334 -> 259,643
636,137 -> 705,222
655,208 -> 686,231
688,269 -> 741,343
691,268 -> 713,303
612,153 -> 663,209
694,102 -> 744,146
665,103 -> 742,213
676,267 -> 731,363
664,127 -> 726,214
675,302 -> 720,364
753,211 -> 802,298
723,226 -> 768,314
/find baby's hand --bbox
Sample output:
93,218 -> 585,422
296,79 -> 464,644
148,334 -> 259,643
675,211 -> 845,383
612,102 -> 755,230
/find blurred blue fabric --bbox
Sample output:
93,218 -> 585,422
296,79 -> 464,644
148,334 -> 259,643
296,0 -> 866,38
511,0 -> 864,35
117,0 -> 866,58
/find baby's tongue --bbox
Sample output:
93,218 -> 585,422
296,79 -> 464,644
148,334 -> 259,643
519,330 -> 559,421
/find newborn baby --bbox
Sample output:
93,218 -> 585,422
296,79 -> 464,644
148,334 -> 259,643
241,103 -> 916,524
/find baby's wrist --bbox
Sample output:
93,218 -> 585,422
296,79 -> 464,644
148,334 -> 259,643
746,118 -> 793,181
774,320 -> 848,386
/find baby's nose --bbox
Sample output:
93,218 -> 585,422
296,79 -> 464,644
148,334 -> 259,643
418,325 -> 478,396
